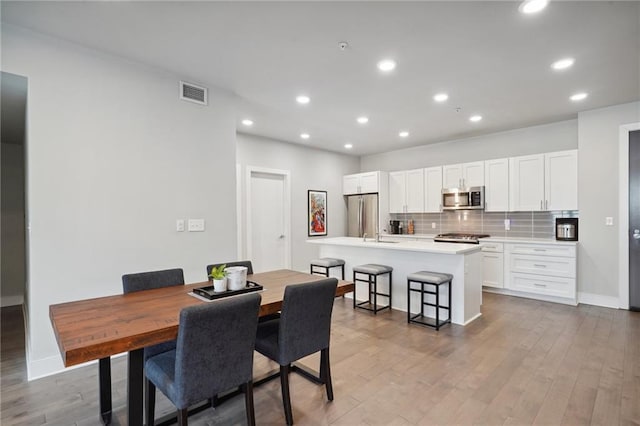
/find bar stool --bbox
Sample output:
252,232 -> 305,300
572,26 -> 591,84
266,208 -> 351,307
407,271 -> 452,330
352,264 -> 393,314
310,258 -> 345,279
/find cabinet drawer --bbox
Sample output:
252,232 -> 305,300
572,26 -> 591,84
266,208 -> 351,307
508,273 -> 576,299
507,243 -> 576,258
482,252 -> 504,288
509,254 -> 575,278
480,242 -> 503,253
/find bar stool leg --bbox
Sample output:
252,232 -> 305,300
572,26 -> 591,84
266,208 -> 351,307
407,279 -> 411,323
420,282 -> 425,319
352,271 -> 357,309
448,280 -> 452,322
436,283 -> 441,330
388,271 -> 392,309
373,274 -> 378,314
341,264 -> 345,280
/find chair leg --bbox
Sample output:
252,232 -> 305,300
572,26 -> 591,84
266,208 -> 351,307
177,408 -> 188,426
320,348 -> 334,401
280,364 -> 294,425
145,378 -> 156,426
243,380 -> 256,426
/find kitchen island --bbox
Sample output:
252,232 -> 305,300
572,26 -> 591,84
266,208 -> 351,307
307,237 -> 483,325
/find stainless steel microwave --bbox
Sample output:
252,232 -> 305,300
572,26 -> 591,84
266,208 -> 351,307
442,186 -> 485,210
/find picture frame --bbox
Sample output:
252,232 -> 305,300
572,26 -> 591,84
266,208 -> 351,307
308,190 -> 327,237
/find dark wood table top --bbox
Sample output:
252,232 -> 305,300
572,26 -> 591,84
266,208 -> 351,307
49,269 -> 353,367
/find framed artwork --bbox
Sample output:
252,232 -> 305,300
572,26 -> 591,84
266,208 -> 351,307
308,190 -> 327,237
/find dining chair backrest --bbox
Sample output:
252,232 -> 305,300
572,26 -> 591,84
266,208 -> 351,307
172,293 -> 261,409
122,268 -> 185,294
278,278 -> 338,365
206,260 -> 254,276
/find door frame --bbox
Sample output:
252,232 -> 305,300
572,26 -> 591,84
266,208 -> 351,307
245,166 -> 292,269
618,122 -> 640,309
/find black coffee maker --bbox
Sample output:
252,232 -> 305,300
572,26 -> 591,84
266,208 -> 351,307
389,220 -> 401,234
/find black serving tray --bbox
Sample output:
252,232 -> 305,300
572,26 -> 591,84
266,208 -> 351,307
193,281 -> 263,300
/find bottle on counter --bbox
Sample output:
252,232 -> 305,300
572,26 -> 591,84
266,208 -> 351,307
399,221 -> 403,234
408,219 -> 414,234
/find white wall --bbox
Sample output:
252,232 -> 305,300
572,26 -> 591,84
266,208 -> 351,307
2,25 -> 238,379
578,101 -> 640,299
361,119 -> 577,171
236,133 -> 359,272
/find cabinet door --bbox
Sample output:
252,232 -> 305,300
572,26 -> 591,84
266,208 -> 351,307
359,172 -> 379,194
388,171 -> 406,213
424,166 -> 443,213
545,150 -> 578,211
509,154 -> 544,211
484,158 -> 509,211
343,174 -> 360,195
443,164 -> 463,188
482,252 -> 504,288
405,168 -> 425,213
463,161 -> 485,187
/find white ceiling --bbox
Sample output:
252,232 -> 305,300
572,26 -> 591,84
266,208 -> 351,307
2,1 -> 639,155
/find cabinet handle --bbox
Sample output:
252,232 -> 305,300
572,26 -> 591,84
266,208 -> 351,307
540,200 -> 543,210
533,264 -> 547,268
545,200 -> 548,210
533,248 -> 546,252
533,283 -> 547,287
484,255 -> 499,258
484,245 -> 496,249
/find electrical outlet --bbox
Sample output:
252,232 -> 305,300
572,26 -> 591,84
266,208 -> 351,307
176,219 -> 185,232
188,219 -> 205,232
432,222 -> 437,229
605,217 -> 614,226
504,219 -> 511,231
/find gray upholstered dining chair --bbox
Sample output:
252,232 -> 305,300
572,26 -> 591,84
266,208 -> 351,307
97,268 -> 185,425
254,278 -> 338,425
206,260 -> 254,276
144,293 -> 261,426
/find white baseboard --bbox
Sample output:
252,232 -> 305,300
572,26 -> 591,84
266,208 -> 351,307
27,352 -> 127,381
1,295 -> 24,307
483,287 -> 578,306
577,292 -> 620,309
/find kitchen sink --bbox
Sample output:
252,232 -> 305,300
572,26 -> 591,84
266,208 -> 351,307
363,240 -> 399,244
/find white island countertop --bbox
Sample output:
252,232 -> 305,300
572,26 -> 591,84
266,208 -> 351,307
307,236 -> 481,255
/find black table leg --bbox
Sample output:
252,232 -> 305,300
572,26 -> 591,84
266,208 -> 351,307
127,348 -> 144,426
98,357 -> 112,425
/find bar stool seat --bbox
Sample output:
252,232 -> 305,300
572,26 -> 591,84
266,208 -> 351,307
407,270 -> 452,330
310,258 -> 345,279
353,264 -> 393,314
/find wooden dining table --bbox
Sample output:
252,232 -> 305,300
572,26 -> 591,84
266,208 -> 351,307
49,269 -> 354,426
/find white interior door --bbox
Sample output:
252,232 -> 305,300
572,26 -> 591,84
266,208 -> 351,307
247,169 -> 290,273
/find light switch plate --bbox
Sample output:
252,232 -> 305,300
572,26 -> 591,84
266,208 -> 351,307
605,217 -> 614,226
188,219 -> 205,232
176,219 -> 185,232
504,219 -> 511,231
431,222 -> 437,229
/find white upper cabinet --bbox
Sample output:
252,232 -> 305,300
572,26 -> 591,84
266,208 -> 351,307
509,150 -> 578,211
443,161 -> 484,188
545,150 -> 578,211
424,166 -> 443,213
484,158 -> 509,212
343,171 -> 380,195
509,154 -> 545,211
389,169 -> 424,213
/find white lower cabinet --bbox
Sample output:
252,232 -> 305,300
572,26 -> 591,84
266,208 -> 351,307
480,242 -> 503,288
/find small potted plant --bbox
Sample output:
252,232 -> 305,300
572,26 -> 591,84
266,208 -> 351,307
209,264 -> 227,292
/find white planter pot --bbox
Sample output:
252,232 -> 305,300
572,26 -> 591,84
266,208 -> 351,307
213,277 -> 227,292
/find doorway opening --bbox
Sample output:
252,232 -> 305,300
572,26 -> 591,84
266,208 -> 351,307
1,71 -> 28,309
244,166 -> 291,273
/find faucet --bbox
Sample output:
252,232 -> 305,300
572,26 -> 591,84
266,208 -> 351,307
362,233 -> 367,242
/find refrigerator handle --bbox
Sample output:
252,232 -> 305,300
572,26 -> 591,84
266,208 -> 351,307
358,196 -> 364,237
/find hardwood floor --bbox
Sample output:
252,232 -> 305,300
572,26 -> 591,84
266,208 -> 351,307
2,293 -> 639,425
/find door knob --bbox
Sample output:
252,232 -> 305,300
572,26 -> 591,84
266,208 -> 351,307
279,234 -> 285,239
633,230 -> 640,240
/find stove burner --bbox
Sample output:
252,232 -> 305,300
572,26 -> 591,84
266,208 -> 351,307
434,233 -> 490,244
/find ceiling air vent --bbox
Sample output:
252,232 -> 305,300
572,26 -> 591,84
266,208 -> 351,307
179,81 -> 208,106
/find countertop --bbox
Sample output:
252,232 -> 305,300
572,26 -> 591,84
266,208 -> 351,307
380,233 -> 579,246
306,237 -> 482,254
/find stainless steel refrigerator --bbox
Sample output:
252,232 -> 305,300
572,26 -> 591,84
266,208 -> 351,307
347,193 -> 379,237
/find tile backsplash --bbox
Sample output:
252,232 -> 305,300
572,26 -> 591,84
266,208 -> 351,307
389,210 -> 579,239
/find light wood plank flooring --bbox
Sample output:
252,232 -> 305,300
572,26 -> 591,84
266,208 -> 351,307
2,293 -> 640,425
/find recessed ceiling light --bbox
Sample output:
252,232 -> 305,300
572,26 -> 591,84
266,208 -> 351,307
570,92 -> 588,101
469,115 -> 483,122
344,143 -> 353,149
296,95 -> 310,104
241,119 -> 253,126
399,131 -> 409,138
377,59 -> 397,72
551,58 -> 575,70
519,0 -> 548,14
357,116 -> 369,124
433,93 -> 449,102
300,133 -> 310,139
